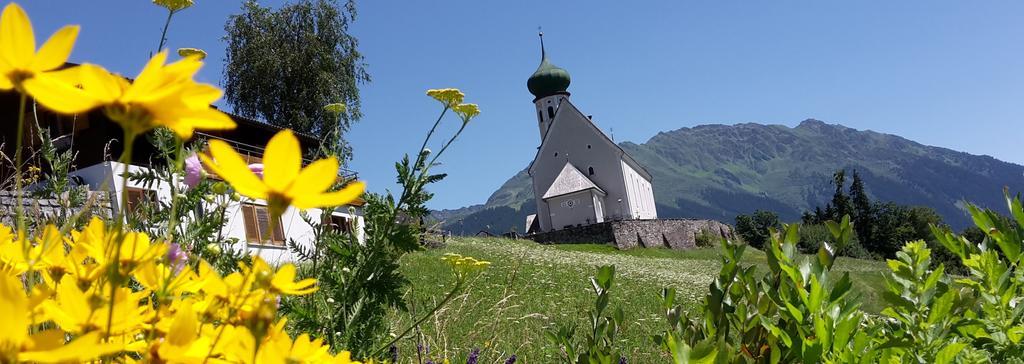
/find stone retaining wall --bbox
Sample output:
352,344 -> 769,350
0,190 -> 113,226
529,218 -> 733,250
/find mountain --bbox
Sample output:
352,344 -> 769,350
436,119 -> 1024,234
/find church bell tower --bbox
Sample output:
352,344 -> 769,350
527,32 -> 571,140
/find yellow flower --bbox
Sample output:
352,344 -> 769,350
441,253 -> 491,280
0,274 -> 118,362
452,103 -> 480,123
426,88 -> 464,108
247,257 -> 317,296
153,0 -> 194,11
200,129 -> 366,215
31,51 -> 236,139
177,47 -> 207,60
256,321 -> 334,363
0,3 -> 95,112
42,276 -> 151,335
323,103 -> 346,115
155,303 -> 214,363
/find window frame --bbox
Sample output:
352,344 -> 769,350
123,187 -> 158,215
241,203 -> 286,246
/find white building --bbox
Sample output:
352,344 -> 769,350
526,35 -> 657,233
66,134 -> 364,265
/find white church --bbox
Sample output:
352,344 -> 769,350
525,34 -> 657,234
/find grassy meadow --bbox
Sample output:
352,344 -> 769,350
387,237 -> 889,363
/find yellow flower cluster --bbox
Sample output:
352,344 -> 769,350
441,253 -> 491,280
0,2 -> 234,140
426,88 -> 480,123
425,88 -> 464,108
0,218 -> 361,363
153,0 -> 195,12
0,3 -> 369,362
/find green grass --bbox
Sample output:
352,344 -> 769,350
386,237 -> 889,363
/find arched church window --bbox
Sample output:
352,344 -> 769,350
538,110 -> 543,123
554,152 -> 558,157
588,167 -> 595,176
547,106 -> 555,119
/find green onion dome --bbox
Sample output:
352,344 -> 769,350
527,35 -> 570,99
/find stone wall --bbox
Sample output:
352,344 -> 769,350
0,190 -> 113,226
529,218 -> 733,250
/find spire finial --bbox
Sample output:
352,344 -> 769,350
538,27 -> 546,60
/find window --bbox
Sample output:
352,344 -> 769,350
322,214 -> 352,233
587,144 -> 591,149
537,110 -> 543,123
124,187 -> 158,215
553,152 -> 558,157
241,203 -> 285,245
547,106 -> 554,119
588,167 -> 595,176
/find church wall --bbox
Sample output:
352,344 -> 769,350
531,102 -> 632,231
547,190 -> 600,230
620,160 -> 658,219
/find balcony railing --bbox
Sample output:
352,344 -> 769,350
194,132 -> 358,180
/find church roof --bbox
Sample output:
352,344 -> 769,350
527,99 -> 654,182
542,162 -> 605,200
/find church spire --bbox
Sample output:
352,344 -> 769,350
527,31 -> 571,100
539,29 -> 546,60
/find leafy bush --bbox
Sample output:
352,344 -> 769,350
694,229 -> 718,248
284,91 -> 481,358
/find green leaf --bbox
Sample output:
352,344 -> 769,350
785,301 -> 805,323
934,342 -> 967,364
927,290 -> 956,325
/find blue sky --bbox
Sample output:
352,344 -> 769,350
25,1 -> 1024,210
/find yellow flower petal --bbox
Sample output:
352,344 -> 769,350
287,157 -> 339,198
202,140 -> 268,199
262,129 -> 302,191
20,331 -> 121,363
121,50 -> 168,101
0,3 -> 34,68
31,25 -> 78,71
22,73 -> 98,114
78,64 -> 122,102
0,274 -> 28,346
292,181 -> 364,210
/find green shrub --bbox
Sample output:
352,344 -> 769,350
735,210 -> 781,249
694,229 -> 718,248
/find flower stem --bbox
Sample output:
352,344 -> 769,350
14,92 -> 27,237
155,9 -> 175,53
372,280 -> 464,356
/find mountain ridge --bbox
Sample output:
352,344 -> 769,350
434,119 -> 1023,234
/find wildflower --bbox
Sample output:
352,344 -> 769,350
38,51 -> 237,138
0,3 -> 95,112
426,88 -> 464,108
466,348 -> 480,364
453,103 -> 480,123
0,274 -> 119,362
505,355 -> 517,364
323,103 -> 346,115
248,163 -> 264,178
183,153 -> 204,188
389,344 -> 398,363
153,0 -> 194,11
247,257 -> 317,295
42,277 -> 151,335
166,242 -> 187,272
200,129 -> 366,216
176,47 -> 206,60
